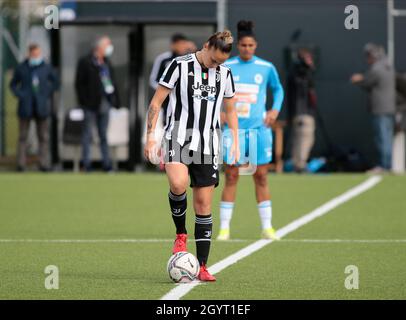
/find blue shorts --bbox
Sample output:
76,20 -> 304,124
223,126 -> 273,166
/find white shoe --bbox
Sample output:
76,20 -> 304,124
261,228 -> 280,240
216,229 -> 230,241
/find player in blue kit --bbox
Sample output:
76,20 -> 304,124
218,20 -> 284,240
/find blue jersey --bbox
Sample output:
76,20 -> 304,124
224,55 -> 284,129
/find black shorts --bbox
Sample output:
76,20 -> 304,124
162,137 -> 219,188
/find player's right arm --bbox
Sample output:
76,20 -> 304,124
145,59 -> 180,162
144,85 -> 171,162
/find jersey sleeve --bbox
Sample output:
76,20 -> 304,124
158,59 -> 179,89
268,65 -> 284,112
224,69 -> 235,98
149,56 -> 162,90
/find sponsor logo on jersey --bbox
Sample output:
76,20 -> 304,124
192,94 -> 216,102
192,82 -> 217,94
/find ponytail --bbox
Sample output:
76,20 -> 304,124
207,30 -> 233,53
237,20 -> 256,41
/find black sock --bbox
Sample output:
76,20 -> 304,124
168,190 -> 187,234
194,214 -> 212,266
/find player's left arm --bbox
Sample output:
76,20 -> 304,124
220,110 -> 226,126
264,65 -> 284,127
222,68 -> 240,162
220,65 -> 232,126
224,97 -> 240,163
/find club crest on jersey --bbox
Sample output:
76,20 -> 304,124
254,73 -> 263,84
202,72 -> 208,80
216,71 -> 221,82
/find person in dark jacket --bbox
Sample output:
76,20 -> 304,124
75,36 -> 121,172
395,72 -> 406,134
10,43 -> 59,172
287,48 -> 317,172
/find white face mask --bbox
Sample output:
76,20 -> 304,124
104,44 -> 114,57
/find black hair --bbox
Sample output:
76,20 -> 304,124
206,30 -> 233,53
171,33 -> 188,43
237,20 -> 256,41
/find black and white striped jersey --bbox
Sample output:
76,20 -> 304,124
158,53 -> 235,155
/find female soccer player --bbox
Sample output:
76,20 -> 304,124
144,31 -> 239,281
217,20 -> 284,241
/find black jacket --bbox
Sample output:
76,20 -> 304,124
286,61 -> 316,121
10,60 -> 59,119
75,53 -> 120,110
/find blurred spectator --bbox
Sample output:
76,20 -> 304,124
185,40 -> 197,54
395,72 -> 406,133
10,43 -> 59,172
149,33 -> 193,90
351,43 -> 396,173
286,48 -> 317,173
75,36 -> 121,172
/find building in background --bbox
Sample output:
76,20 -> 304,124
1,0 -> 405,171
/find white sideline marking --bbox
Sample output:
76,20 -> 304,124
281,239 -> 406,243
0,238 -> 404,244
160,175 -> 383,300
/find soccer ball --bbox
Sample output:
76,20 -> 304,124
167,252 -> 200,283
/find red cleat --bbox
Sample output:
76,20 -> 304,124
172,233 -> 188,254
198,264 -> 216,282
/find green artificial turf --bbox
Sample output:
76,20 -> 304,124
0,173 -> 404,299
